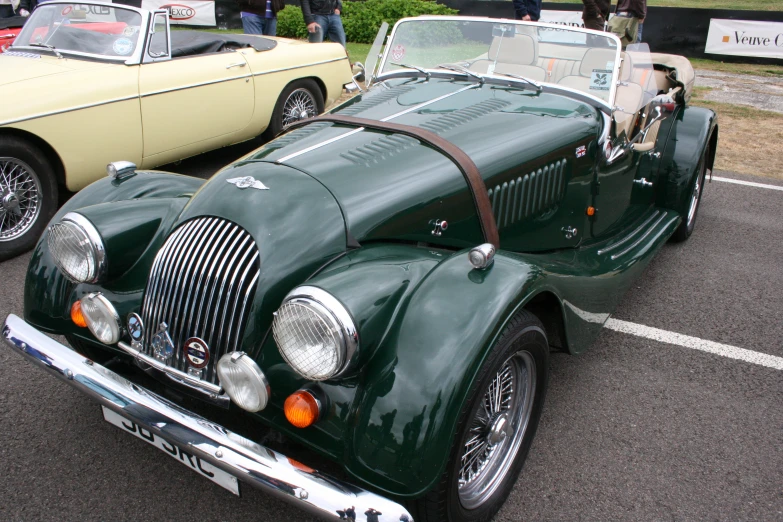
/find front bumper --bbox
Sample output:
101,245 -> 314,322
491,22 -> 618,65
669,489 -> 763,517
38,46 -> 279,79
2,314 -> 413,522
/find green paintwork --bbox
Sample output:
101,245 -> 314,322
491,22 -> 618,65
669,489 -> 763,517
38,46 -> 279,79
22,73 -> 717,499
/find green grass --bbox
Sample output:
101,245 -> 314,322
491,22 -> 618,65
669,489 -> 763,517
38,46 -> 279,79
546,0 -> 780,10
690,58 -> 783,77
346,42 -> 372,64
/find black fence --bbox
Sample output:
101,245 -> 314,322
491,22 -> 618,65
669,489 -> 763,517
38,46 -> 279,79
441,1 -> 783,63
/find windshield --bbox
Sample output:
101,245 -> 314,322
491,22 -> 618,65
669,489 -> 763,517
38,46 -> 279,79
14,3 -> 143,60
379,18 -> 621,105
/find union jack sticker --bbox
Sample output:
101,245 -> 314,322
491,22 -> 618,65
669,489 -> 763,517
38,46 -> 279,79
575,145 -> 587,158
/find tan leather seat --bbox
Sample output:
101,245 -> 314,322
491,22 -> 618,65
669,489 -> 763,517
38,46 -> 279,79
557,48 -> 618,99
469,35 -> 546,81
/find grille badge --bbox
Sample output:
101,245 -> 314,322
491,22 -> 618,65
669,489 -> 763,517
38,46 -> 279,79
151,323 -> 174,362
127,313 -> 144,349
184,337 -> 210,369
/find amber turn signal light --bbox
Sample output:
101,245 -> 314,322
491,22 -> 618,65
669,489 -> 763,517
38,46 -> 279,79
586,206 -> 596,217
284,390 -> 320,428
71,301 -> 87,328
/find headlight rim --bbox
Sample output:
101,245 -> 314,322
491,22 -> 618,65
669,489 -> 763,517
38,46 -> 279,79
273,285 -> 359,381
48,212 -> 107,284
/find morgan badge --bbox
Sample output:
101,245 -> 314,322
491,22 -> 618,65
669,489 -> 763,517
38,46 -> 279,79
226,176 -> 269,190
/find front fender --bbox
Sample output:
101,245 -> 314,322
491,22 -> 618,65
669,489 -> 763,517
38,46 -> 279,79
344,251 -> 545,498
656,105 -> 717,217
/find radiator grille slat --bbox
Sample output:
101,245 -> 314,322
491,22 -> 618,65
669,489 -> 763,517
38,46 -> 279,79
141,217 -> 260,386
486,159 -> 568,229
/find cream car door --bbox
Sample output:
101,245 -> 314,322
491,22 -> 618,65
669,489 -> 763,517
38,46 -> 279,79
138,12 -> 254,162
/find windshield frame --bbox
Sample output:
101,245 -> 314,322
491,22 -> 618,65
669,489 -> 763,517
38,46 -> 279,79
10,1 -> 150,65
377,16 -> 623,112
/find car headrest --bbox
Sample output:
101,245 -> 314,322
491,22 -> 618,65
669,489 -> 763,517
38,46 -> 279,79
579,48 -> 618,77
489,35 -> 538,66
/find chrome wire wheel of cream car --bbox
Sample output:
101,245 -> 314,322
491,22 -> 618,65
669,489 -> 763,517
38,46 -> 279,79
282,88 -> 318,128
266,79 -> 325,139
408,310 -> 549,522
0,136 -> 58,261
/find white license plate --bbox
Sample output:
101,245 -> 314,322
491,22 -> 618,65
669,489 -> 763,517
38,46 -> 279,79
102,407 -> 240,496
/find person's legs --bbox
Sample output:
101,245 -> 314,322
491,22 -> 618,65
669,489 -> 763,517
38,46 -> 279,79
636,22 -> 643,43
324,14 -> 346,47
263,17 -> 277,37
0,5 -> 15,18
308,14 -> 327,43
241,13 -> 265,35
583,17 -> 604,32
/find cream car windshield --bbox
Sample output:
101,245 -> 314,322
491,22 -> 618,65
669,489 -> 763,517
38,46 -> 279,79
380,19 -> 621,104
14,4 -> 143,60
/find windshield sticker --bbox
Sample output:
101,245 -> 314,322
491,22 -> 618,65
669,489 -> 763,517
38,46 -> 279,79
61,5 -> 72,15
113,38 -> 134,56
122,26 -> 137,37
589,69 -> 612,91
391,44 -> 405,62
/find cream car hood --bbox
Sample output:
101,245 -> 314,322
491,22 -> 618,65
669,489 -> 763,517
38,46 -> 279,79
0,55 -> 137,127
0,53 -> 116,87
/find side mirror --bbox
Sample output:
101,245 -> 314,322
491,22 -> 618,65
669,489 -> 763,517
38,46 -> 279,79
352,62 -> 366,84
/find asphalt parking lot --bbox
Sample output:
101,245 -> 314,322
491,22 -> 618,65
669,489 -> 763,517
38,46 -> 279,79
1,138 -> 781,521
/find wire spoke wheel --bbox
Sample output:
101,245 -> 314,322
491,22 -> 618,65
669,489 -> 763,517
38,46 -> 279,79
686,167 -> 703,229
0,157 -> 42,242
457,351 -> 536,510
282,88 -> 317,128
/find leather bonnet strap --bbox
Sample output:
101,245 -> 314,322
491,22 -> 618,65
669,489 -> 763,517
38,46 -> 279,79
284,114 -> 500,248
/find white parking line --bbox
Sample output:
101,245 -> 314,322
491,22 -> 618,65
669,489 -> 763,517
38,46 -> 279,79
605,319 -> 783,370
713,176 -> 783,192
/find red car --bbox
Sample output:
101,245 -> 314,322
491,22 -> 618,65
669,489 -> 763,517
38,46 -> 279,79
0,17 -> 25,52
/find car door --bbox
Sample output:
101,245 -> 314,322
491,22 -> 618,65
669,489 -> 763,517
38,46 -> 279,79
137,12 -> 254,166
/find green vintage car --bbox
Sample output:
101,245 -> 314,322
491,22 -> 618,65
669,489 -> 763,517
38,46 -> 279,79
3,17 -> 716,522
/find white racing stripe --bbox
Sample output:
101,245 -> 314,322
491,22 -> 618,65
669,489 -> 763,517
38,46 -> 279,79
713,176 -> 783,192
605,319 -> 783,370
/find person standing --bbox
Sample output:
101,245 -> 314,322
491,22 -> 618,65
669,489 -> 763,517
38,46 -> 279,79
610,0 -> 646,47
301,0 -> 345,48
238,0 -> 284,36
581,0 -> 611,32
513,0 -> 541,22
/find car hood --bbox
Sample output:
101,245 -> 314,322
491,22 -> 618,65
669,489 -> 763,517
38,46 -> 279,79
0,55 -> 135,126
0,53 -> 115,86
244,77 -> 602,248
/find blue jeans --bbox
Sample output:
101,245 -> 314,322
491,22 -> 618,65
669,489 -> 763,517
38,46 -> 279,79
241,13 -> 277,36
308,14 -> 346,47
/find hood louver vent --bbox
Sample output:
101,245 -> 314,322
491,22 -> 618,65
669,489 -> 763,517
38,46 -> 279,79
488,159 -> 568,229
338,85 -> 415,116
419,99 -> 511,134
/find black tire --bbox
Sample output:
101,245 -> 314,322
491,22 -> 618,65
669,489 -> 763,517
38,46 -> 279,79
407,310 -> 550,522
65,334 -> 116,364
670,143 -> 709,243
0,136 -> 58,261
264,79 -> 325,140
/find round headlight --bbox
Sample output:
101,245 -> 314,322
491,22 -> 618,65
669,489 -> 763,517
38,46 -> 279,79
217,352 -> 270,412
272,286 -> 358,381
79,293 -> 120,345
48,213 -> 105,283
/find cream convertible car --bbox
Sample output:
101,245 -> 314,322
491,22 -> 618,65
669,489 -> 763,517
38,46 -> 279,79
0,2 -> 353,260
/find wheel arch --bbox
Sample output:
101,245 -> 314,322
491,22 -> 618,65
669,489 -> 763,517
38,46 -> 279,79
655,105 -> 718,218
0,127 -> 66,190
523,290 -> 568,353
342,249 -> 552,498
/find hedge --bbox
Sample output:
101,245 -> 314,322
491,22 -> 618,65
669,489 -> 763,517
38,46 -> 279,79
276,0 -> 459,43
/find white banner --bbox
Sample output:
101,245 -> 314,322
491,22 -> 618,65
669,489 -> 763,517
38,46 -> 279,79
706,19 -> 783,59
539,10 -> 585,29
538,10 -> 586,44
141,0 -> 216,27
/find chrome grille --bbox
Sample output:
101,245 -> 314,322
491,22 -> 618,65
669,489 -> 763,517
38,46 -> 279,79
140,217 -> 260,384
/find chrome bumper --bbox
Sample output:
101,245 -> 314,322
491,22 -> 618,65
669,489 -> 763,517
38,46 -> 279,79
2,314 -> 413,522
